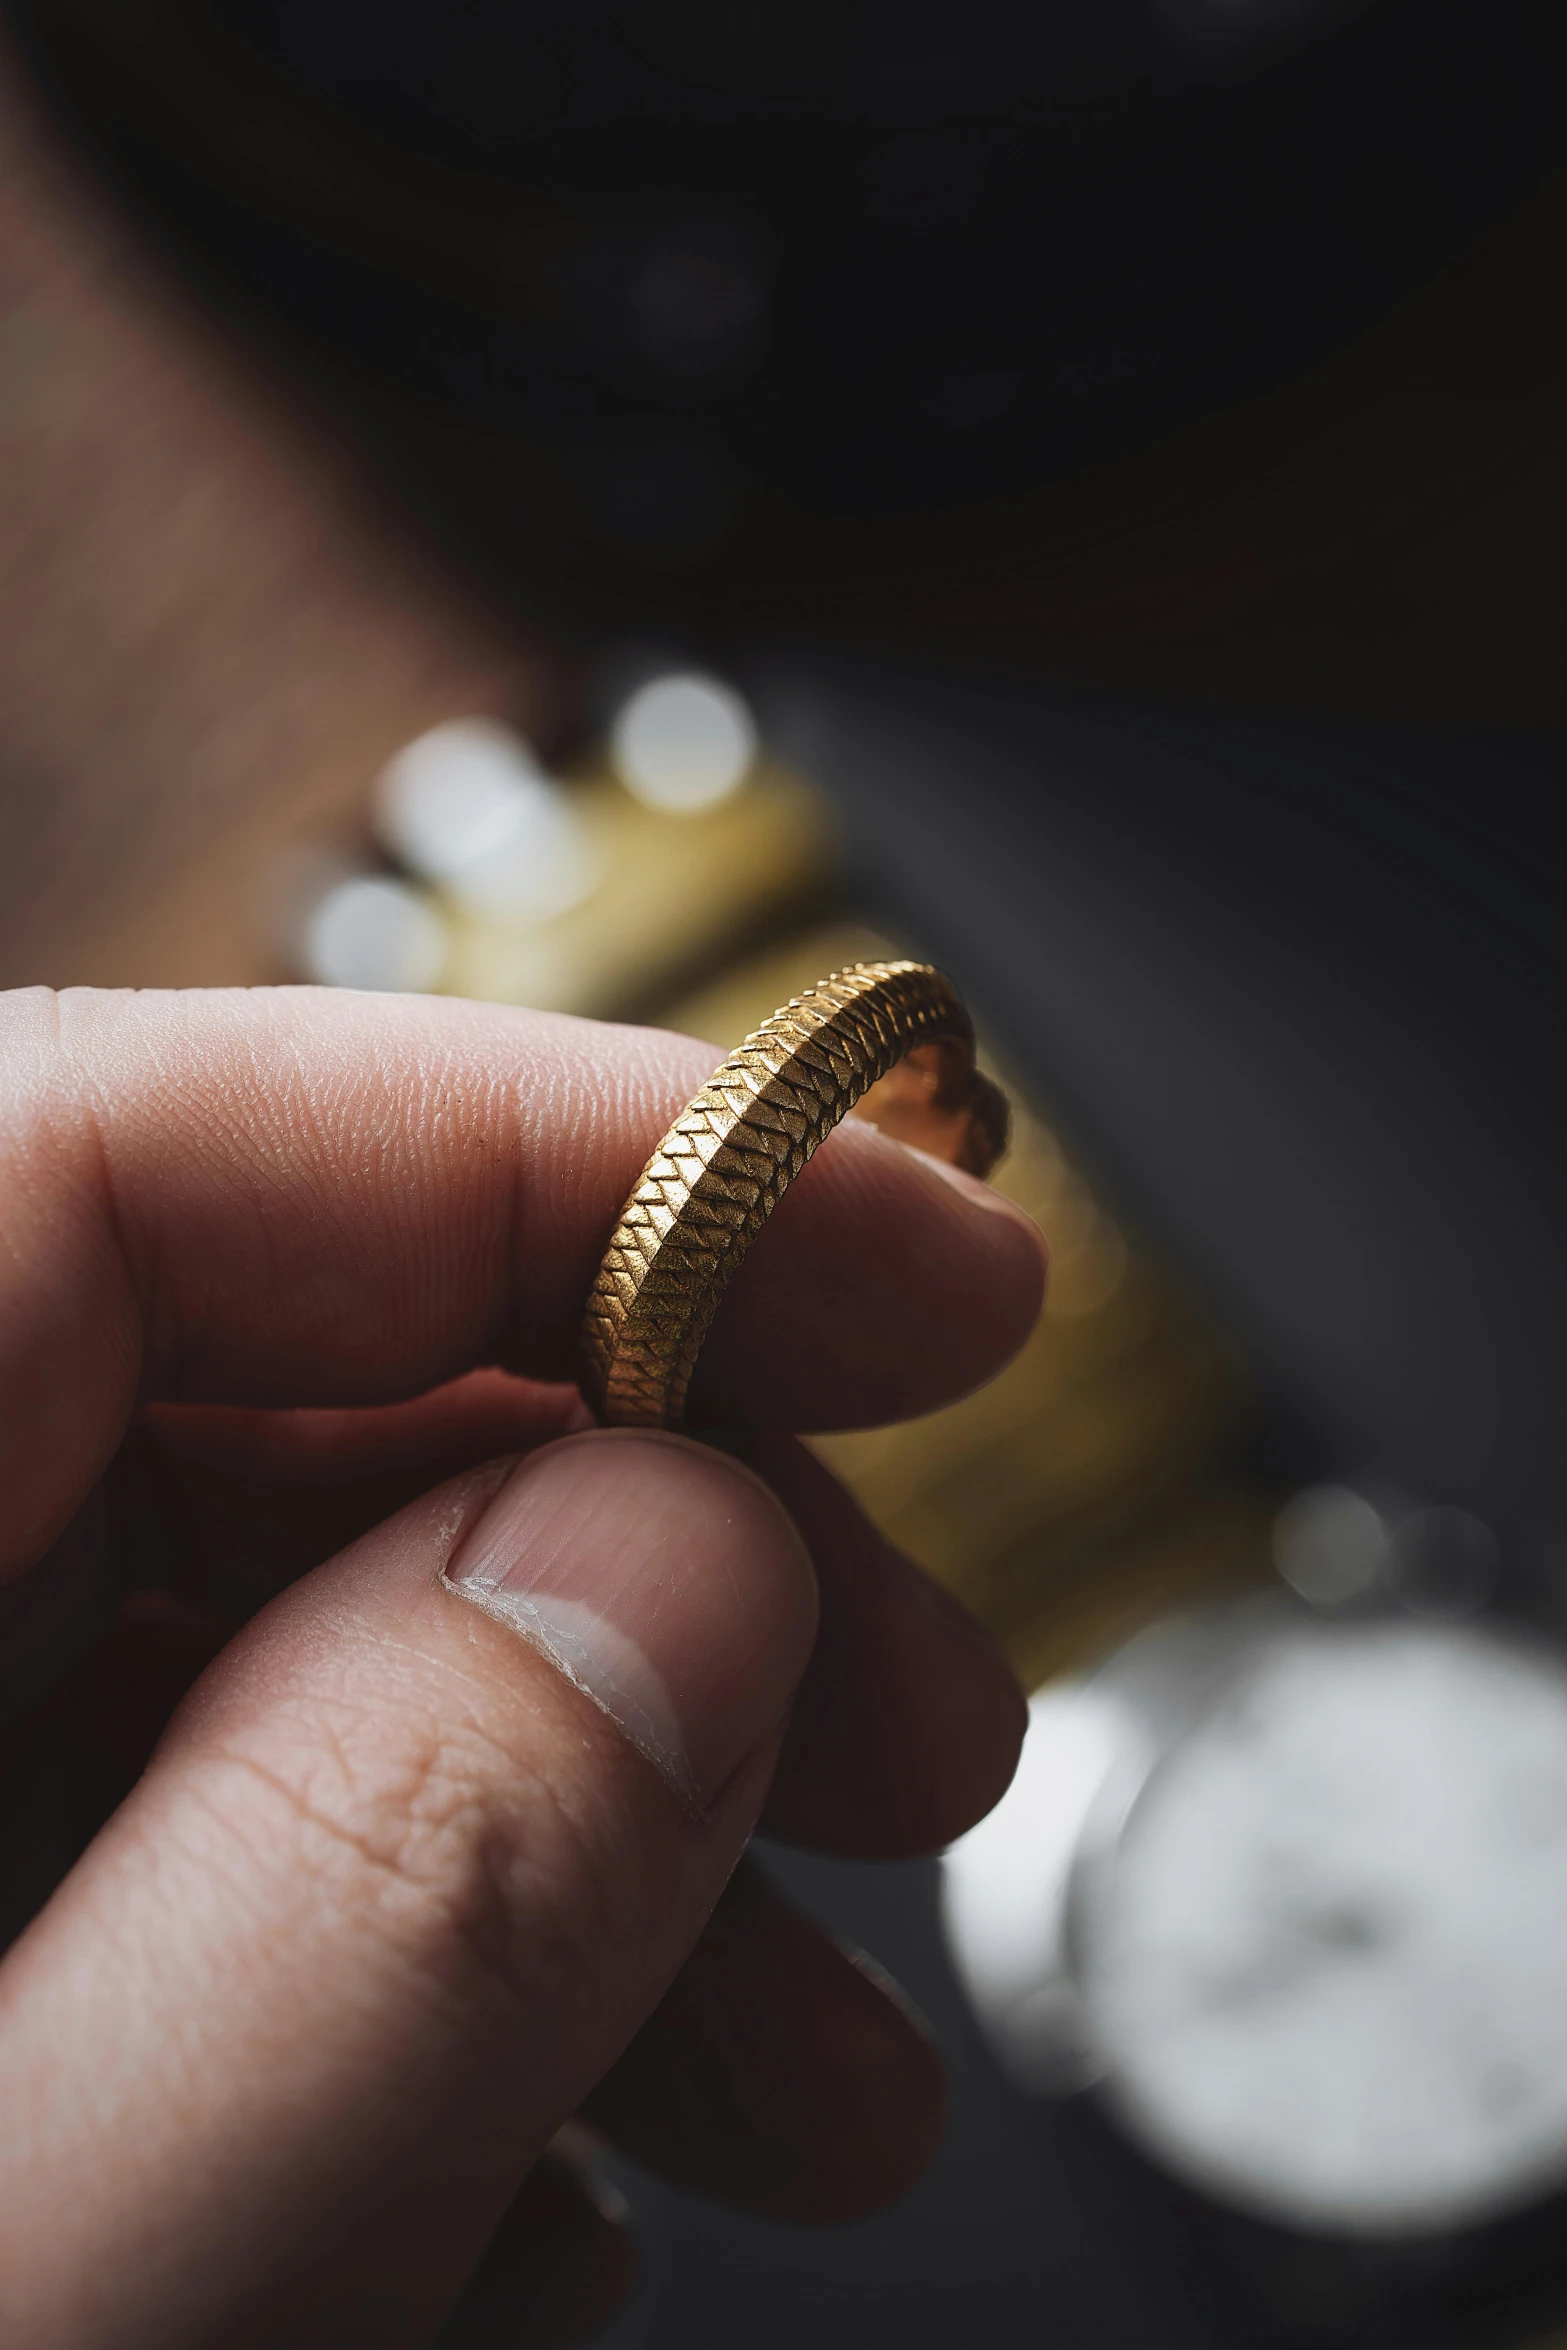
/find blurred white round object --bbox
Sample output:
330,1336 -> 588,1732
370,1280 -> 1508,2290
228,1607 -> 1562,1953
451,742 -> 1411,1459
610,672 -> 757,813
375,720 -> 542,875
303,875 -> 448,994
374,718 -> 597,924
1086,1619 -> 1567,2235
944,1598 -> 1567,2239
1273,1484 -> 1388,1607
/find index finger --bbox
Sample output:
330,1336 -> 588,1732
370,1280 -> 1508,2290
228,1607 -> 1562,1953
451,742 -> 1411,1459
0,987 -> 1044,1578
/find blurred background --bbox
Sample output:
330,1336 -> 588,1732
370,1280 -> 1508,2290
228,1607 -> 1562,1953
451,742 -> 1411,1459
2,1 -> 1566,2343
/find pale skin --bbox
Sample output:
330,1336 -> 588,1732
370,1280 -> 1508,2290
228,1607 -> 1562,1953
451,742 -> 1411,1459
0,985 -> 1045,2350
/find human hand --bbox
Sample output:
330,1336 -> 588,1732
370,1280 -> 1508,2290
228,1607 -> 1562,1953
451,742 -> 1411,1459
0,987 -> 1044,2349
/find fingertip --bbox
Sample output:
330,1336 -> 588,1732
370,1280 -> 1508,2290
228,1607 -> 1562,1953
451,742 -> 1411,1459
906,1147 -> 1050,1288
879,1573 -> 1030,1851
694,1116 -> 1048,1430
732,1434 -> 1029,1859
765,1562 -> 1029,1859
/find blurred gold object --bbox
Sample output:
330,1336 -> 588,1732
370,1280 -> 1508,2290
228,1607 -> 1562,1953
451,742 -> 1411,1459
440,757 -> 834,1019
579,961 -> 1007,1429
669,927 -> 1272,1681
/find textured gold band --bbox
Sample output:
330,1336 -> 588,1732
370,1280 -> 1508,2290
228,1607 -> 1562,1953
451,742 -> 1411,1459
579,961 -> 1008,1429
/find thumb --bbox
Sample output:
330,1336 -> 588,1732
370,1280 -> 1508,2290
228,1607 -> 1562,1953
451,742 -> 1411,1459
0,1432 -> 818,2350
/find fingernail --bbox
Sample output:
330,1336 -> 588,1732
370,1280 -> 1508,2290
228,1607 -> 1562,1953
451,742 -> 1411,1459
443,1430 -> 818,1810
902,1142 -> 1049,1258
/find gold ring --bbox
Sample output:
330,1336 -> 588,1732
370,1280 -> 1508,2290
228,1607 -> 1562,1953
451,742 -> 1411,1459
579,961 -> 1008,1429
